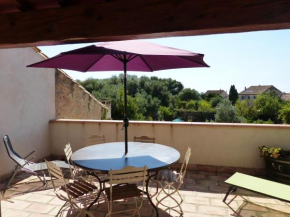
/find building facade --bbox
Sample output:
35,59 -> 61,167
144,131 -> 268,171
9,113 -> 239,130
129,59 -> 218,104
239,85 -> 283,104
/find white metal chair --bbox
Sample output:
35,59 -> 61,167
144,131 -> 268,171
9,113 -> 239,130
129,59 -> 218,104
134,135 -> 155,143
64,143 -> 108,189
104,166 -> 147,217
45,160 -> 96,217
64,143 -> 87,181
154,147 -> 192,216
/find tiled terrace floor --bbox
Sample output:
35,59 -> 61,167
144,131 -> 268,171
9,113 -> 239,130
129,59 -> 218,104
1,170 -> 290,217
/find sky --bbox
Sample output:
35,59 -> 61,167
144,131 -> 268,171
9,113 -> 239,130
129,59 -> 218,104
39,29 -> 290,94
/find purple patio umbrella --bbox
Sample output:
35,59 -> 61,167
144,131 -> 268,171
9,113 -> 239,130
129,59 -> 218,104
28,40 -> 209,155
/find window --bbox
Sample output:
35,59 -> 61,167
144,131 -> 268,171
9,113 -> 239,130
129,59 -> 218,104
248,96 -> 250,99
242,96 -> 244,100
254,96 -> 256,99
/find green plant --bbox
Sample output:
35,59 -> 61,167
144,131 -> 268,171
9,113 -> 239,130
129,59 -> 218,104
258,146 -> 282,159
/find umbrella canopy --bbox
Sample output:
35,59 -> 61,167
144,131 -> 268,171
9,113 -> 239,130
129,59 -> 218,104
28,40 -> 209,154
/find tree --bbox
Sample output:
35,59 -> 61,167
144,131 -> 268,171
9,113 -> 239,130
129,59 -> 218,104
178,88 -> 200,101
254,92 -> 281,122
210,96 -> 223,108
205,93 -> 220,101
235,100 -> 257,122
159,106 -> 176,121
229,85 -> 239,104
279,101 -> 290,124
186,100 -> 198,111
198,100 -> 212,112
215,99 -> 244,123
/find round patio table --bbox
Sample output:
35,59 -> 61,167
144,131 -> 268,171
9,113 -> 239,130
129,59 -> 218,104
71,142 -> 180,217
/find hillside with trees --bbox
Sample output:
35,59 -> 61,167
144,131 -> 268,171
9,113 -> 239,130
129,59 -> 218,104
77,74 -> 290,124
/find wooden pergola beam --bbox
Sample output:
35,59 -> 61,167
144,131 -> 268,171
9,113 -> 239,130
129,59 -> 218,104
57,0 -> 75,7
1,0 -> 290,48
11,0 -> 32,12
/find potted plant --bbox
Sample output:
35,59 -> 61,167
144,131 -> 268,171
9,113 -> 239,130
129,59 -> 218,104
259,146 -> 290,183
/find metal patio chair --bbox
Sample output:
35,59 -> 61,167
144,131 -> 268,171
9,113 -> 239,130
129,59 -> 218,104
84,134 -> 105,147
134,135 -> 158,195
2,135 -> 69,193
64,143 -> 86,181
104,166 -> 147,217
134,135 -> 155,143
45,160 -> 96,217
64,143 -> 108,188
154,147 -> 192,216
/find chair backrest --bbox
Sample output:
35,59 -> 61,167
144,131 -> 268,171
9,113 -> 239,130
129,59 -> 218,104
108,166 -> 147,202
64,143 -> 75,180
3,135 -> 26,167
134,136 -> 155,143
84,134 -> 105,147
179,147 -> 191,181
64,143 -> 73,161
108,166 -> 147,185
45,159 -> 66,192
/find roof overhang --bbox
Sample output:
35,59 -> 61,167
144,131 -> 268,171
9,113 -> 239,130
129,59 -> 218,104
1,0 -> 290,48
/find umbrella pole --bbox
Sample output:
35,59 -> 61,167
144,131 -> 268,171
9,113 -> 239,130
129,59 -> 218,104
123,58 -> 129,155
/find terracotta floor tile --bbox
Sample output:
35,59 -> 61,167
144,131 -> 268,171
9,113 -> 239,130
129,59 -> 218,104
24,202 -> 55,214
197,205 -> 227,216
247,196 -> 279,205
184,196 -> 210,205
195,192 -> 223,199
182,203 -> 197,212
48,196 -> 67,206
29,213 -> 55,217
3,209 -> 32,217
235,201 -> 269,212
210,198 -> 239,209
266,204 -> 290,214
258,212 -> 289,217
48,205 -> 64,216
2,199 -> 32,210
1,169 -> 290,217
26,194 -> 54,203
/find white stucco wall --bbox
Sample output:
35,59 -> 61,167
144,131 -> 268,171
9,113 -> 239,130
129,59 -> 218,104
0,48 -> 55,176
50,120 -> 290,169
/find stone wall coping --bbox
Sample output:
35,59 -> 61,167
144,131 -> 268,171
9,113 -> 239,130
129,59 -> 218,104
49,119 -> 290,129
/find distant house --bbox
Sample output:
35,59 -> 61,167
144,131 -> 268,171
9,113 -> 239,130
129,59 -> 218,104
281,93 -> 290,101
205,90 -> 229,99
239,85 -> 283,104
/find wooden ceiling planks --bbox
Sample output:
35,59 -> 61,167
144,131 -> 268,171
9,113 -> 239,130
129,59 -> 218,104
0,0 -> 290,48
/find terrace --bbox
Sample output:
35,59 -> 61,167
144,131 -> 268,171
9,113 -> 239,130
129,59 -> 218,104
1,120 -> 290,216
1,0 -> 290,216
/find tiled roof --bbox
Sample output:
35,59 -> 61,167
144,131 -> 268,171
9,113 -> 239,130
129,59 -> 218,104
239,85 -> 279,95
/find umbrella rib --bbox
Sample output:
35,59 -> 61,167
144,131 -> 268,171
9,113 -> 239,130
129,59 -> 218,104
139,56 -> 153,72
112,54 -> 123,62
85,55 -> 106,72
127,54 -> 138,62
179,56 -> 209,67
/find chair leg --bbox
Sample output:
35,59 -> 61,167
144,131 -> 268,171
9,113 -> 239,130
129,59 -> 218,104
156,182 -> 184,216
3,169 -> 18,193
223,185 -> 237,204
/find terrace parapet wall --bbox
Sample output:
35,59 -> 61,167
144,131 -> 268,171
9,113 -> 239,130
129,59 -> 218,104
49,120 -> 290,169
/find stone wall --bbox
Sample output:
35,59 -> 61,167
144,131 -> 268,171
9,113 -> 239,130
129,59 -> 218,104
55,69 -> 107,119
